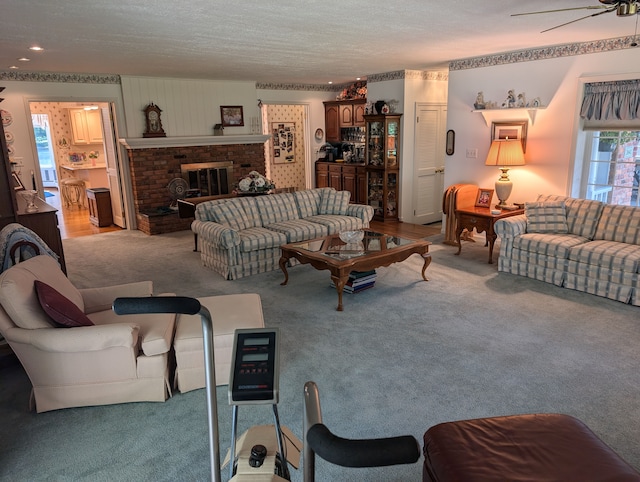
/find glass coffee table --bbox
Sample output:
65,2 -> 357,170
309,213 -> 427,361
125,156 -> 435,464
279,230 -> 432,311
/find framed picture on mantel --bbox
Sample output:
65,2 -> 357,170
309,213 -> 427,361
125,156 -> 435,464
220,106 -> 244,127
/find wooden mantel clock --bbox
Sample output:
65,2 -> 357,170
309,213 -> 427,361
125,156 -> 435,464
143,102 -> 166,138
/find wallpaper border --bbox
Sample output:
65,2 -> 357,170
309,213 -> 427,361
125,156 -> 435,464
449,35 -> 637,71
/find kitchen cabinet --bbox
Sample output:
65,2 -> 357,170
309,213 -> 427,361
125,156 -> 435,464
315,161 -> 366,204
323,100 -> 366,143
70,108 -> 103,145
365,114 -> 402,221
328,164 -> 342,190
315,162 -> 329,188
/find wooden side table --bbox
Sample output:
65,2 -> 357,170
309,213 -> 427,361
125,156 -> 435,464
455,207 -> 524,263
86,188 -> 113,227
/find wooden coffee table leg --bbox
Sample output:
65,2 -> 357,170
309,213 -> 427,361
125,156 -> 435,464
331,274 -> 348,311
421,253 -> 432,281
279,256 -> 290,286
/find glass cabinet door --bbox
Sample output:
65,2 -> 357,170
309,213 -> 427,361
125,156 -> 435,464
367,170 -> 384,218
386,119 -> 399,169
367,120 -> 384,166
386,172 -> 398,218
364,114 -> 402,221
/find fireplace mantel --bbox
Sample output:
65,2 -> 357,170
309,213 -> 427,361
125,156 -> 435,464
119,134 -> 270,150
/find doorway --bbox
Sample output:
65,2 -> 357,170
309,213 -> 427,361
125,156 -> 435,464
261,103 -> 311,191
28,101 -> 125,238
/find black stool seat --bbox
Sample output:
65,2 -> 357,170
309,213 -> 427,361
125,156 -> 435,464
423,413 -> 639,482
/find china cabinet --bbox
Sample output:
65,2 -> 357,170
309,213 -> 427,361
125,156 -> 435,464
364,114 -> 401,221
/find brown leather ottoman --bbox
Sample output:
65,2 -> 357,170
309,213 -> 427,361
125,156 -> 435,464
423,413 -> 640,481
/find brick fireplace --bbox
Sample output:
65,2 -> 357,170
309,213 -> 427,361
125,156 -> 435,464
121,136 -> 269,235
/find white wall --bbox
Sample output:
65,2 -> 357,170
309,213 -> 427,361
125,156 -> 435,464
445,48 -> 640,204
120,76 -> 258,138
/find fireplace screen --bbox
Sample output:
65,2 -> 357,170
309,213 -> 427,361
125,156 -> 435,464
181,161 -> 233,197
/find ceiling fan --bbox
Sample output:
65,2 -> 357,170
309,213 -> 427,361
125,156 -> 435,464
512,0 -> 638,33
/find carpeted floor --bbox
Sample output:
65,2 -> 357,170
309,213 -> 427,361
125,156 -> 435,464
1,229 -> 639,481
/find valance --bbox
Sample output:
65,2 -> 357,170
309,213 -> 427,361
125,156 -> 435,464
580,79 -> 640,121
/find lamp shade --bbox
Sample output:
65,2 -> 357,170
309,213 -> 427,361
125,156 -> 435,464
485,139 -> 525,166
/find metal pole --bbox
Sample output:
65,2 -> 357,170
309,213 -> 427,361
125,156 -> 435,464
273,404 -> 290,480
200,305 -> 222,482
229,405 -> 239,480
303,381 -> 322,482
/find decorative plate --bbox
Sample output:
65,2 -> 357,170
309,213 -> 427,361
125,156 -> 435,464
314,128 -> 324,141
5,131 -> 14,144
1,109 -> 12,127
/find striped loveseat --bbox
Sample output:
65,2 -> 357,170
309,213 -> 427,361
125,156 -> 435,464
191,188 -> 374,280
495,194 -> 640,306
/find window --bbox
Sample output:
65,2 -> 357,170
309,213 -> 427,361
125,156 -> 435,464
581,130 -> 640,206
576,79 -> 640,206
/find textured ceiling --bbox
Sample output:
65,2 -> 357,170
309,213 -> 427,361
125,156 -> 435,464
1,1 -> 639,85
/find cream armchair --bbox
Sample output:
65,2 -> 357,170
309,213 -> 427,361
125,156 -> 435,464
0,255 -> 176,413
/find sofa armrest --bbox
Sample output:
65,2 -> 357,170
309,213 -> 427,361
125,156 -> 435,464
80,281 -> 153,314
346,204 -> 375,225
191,219 -> 241,249
4,323 -> 139,353
494,214 -> 527,239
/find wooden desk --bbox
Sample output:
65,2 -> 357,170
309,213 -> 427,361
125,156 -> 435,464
455,207 -> 524,264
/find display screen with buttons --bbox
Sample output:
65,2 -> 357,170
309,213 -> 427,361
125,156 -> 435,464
229,328 -> 280,405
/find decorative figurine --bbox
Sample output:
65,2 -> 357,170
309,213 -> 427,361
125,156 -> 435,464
474,91 -> 486,109
517,93 -> 527,108
502,90 -> 516,108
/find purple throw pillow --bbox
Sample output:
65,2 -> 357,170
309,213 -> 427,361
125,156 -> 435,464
34,280 -> 94,328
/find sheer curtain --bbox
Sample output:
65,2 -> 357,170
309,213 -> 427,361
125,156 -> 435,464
580,79 -> 640,122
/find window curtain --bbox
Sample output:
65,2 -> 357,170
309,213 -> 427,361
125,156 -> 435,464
580,79 -> 640,121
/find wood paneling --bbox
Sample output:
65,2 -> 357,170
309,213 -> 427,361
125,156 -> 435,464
120,76 -> 259,138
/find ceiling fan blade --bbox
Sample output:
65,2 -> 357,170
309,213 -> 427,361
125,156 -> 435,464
540,7 -> 617,33
512,5 -> 607,17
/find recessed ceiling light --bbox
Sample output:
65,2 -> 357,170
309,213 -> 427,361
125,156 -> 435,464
29,46 -> 44,52
9,65 -> 19,69
356,77 -> 361,81
328,81 -> 333,84
18,57 -> 30,62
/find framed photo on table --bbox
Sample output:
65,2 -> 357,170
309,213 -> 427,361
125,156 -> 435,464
475,188 -> 494,208
491,120 -> 527,152
220,106 -> 244,127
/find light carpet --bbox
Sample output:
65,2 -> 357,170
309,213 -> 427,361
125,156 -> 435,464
1,229 -> 639,481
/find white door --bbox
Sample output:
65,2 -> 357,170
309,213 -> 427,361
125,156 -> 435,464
411,103 -> 446,224
100,105 -> 126,228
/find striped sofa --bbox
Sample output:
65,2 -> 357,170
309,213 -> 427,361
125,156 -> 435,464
495,194 -> 640,306
191,188 -> 374,280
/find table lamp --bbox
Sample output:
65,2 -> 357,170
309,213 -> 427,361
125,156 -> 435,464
485,138 -> 525,209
